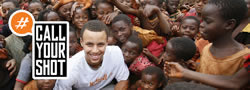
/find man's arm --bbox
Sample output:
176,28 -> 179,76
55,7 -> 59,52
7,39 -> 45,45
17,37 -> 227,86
164,62 -> 250,89
115,80 -> 129,90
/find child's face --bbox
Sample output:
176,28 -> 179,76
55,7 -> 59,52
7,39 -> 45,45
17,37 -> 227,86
96,3 -> 113,21
166,0 -> 180,14
164,42 -> 177,62
73,8 -> 89,30
46,12 -> 61,21
2,2 -> 16,18
80,30 -> 107,68
36,79 -> 56,90
194,0 -> 207,14
140,73 -> 160,90
200,4 -> 226,42
121,41 -> 140,64
70,31 -> 79,56
111,20 -> 132,43
180,19 -> 199,39
58,2 -> 73,21
118,0 -> 132,7
28,2 -> 43,20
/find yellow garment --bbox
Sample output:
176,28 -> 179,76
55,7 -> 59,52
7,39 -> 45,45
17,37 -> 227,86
198,43 -> 250,75
23,80 -> 38,90
133,26 -> 164,47
242,24 -> 250,33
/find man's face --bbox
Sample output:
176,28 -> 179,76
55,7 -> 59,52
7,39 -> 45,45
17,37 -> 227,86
81,29 -> 107,68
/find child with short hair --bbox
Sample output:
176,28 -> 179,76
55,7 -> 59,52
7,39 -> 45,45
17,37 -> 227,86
198,0 -> 250,76
163,37 -> 196,63
121,35 -> 143,65
179,16 -> 200,39
28,0 -> 44,20
132,66 -> 168,90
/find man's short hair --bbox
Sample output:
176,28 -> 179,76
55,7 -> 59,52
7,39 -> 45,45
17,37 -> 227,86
80,20 -> 109,38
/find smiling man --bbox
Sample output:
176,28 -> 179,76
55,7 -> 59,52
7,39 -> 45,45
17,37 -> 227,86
54,20 -> 129,90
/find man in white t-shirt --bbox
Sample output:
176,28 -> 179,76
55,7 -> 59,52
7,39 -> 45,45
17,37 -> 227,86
54,20 -> 129,90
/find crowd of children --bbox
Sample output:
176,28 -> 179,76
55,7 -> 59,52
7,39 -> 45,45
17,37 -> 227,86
0,0 -> 249,90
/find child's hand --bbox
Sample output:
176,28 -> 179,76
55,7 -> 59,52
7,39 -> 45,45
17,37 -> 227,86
142,4 -> 160,18
102,12 -> 119,24
164,62 -> 185,78
5,59 -> 16,77
142,48 -> 153,57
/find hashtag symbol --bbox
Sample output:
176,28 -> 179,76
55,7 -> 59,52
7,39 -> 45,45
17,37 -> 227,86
15,17 -> 29,29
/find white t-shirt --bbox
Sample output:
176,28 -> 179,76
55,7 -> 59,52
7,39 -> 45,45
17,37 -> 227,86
54,46 -> 129,90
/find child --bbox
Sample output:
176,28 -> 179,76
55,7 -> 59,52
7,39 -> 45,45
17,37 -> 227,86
178,16 -> 207,70
185,0 -> 207,21
23,79 -> 56,90
0,34 -> 15,90
95,0 -> 118,25
198,0 -> 250,76
165,0 -> 182,22
72,6 -> 90,39
28,0 -> 44,20
111,14 -> 164,47
163,37 -> 196,66
132,66 -> 168,90
121,35 -> 143,65
179,16 -> 200,40
69,26 -> 82,57
108,0 -> 171,36
1,0 -> 19,24
55,0 -> 74,21
37,9 -> 61,21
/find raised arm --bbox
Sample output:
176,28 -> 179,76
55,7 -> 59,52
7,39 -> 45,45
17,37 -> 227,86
107,0 -> 140,17
143,5 -> 171,35
164,62 -> 250,89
